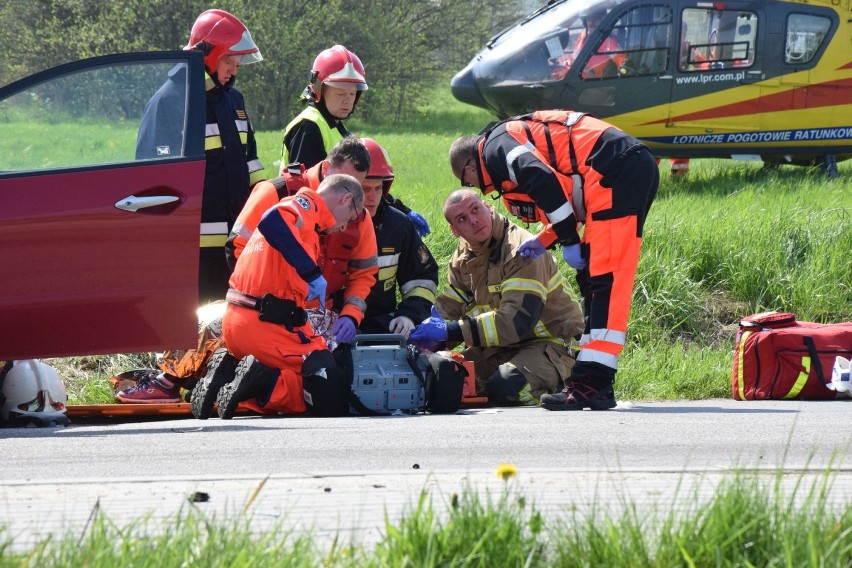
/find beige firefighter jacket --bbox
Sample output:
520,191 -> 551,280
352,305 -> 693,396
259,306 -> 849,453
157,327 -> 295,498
437,210 -> 583,349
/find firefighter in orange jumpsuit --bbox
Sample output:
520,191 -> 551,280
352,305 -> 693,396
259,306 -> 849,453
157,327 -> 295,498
220,174 -> 366,416
449,110 -> 658,410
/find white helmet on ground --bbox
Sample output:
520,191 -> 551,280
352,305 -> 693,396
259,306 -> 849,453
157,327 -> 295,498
0,360 -> 69,427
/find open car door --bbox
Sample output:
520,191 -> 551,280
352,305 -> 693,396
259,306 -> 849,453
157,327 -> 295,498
0,51 -> 206,360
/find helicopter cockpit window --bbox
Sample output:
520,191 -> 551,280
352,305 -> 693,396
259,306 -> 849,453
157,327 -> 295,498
545,4 -> 672,81
680,8 -> 757,72
547,15 -> 601,81
785,14 -> 830,65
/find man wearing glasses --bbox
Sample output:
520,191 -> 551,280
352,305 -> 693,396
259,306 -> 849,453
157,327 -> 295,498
225,136 -> 377,349
214,174 -> 366,417
449,110 -> 658,411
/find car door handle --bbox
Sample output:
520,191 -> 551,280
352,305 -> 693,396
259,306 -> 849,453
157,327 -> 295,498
115,194 -> 180,213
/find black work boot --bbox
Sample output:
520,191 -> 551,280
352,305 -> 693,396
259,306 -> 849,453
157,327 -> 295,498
539,381 -> 572,408
540,377 -> 616,411
190,348 -> 239,419
216,356 -> 278,420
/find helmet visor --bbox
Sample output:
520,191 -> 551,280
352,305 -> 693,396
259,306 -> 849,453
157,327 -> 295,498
227,30 -> 263,65
325,80 -> 368,91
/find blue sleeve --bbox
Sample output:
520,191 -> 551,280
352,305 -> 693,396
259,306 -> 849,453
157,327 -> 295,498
257,207 -> 322,282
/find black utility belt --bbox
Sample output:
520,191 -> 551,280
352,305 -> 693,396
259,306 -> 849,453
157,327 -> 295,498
226,289 -> 308,327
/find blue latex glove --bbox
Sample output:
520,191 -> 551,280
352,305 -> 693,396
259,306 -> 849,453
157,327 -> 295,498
518,236 -> 546,259
407,211 -> 431,237
562,243 -> 587,270
306,275 -> 327,310
333,316 -> 357,344
410,306 -> 448,342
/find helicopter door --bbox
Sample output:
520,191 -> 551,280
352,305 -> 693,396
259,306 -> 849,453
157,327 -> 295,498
665,4 -> 762,154
763,11 -> 834,133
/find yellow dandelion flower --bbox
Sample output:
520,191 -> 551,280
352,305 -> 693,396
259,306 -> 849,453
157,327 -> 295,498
496,463 -> 517,481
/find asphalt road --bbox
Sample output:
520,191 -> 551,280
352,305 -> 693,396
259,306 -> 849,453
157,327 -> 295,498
2,399 -> 851,551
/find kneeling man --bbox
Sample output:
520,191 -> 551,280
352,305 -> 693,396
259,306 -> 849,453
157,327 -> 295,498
411,189 -> 584,405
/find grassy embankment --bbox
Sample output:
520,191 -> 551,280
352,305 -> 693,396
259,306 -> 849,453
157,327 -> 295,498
51,86 -> 852,404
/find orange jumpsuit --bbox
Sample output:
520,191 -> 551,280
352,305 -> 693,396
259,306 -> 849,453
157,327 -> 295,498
474,110 -> 658,381
226,162 -> 377,324
552,31 -> 625,80
222,188 -> 336,414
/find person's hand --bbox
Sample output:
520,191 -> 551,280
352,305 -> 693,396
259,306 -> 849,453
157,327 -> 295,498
562,243 -> 587,270
407,211 -> 431,237
333,316 -> 357,344
518,237 -> 546,259
389,316 -> 415,339
306,275 -> 327,310
410,306 -> 448,342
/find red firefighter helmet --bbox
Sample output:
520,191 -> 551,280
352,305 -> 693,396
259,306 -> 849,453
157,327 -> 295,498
308,45 -> 368,104
361,138 -> 394,194
185,9 -> 262,75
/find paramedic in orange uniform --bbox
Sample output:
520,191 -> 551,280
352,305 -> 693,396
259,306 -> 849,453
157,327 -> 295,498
449,110 -> 658,411
189,139 -> 373,420
221,174 -> 366,415
225,136 -> 370,269
225,136 -> 378,342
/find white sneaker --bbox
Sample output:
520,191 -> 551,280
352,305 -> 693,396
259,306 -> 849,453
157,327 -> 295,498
829,356 -> 851,395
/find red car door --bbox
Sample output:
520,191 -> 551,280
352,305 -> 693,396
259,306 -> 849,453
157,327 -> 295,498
0,52 -> 206,360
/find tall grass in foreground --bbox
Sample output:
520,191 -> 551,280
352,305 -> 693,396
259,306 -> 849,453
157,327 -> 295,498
2,470 -> 850,567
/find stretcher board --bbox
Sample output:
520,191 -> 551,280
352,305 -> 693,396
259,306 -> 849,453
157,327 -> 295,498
66,403 -> 194,418
67,395 -> 489,418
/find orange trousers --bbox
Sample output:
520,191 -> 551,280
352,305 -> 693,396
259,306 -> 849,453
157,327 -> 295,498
222,304 -> 327,414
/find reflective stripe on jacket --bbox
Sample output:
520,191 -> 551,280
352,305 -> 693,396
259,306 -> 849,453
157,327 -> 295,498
318,215 -> 378,323
365,201 -> 438,325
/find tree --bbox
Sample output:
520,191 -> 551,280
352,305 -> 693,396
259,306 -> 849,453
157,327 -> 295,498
1,0 -> 534,128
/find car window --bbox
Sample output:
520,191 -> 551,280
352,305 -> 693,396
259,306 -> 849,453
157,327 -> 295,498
0,61 -> 189,172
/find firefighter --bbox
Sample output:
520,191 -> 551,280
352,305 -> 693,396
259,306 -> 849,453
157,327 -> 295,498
410,189 -> 584,405
280,45 -> 430,236
356,139 -> 438,339
218,174 -> 366,418
449,110 -> 658,410
136,9 -> 266,305
280,45 -> 367,171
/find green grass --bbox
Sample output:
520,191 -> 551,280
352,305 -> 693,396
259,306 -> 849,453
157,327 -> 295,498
2,471 -> 850,566
35,85 -> 852,404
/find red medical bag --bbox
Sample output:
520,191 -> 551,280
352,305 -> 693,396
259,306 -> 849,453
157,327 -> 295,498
732,312 -> 852,400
